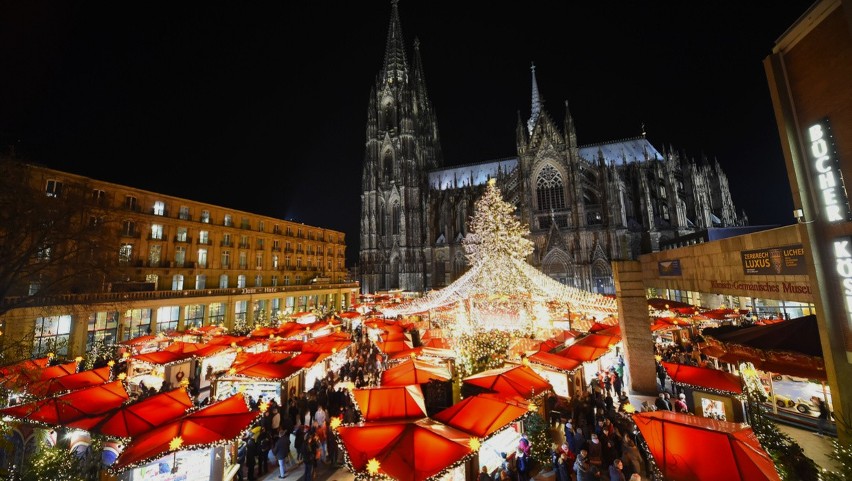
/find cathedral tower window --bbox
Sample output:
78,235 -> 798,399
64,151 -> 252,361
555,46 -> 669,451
383,151 -> 393,182
392,202 -> 401,235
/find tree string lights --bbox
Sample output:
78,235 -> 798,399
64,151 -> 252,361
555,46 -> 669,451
382,179 -> 617,366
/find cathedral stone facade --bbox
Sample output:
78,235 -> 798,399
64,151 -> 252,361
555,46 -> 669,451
359,1 -> 746,295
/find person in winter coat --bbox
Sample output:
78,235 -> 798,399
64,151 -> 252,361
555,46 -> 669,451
608,458 -> 626,481
574,448 -> 598,481
556,452 -> 572,481
274,427 -> 291,478
302,428 -> 320,481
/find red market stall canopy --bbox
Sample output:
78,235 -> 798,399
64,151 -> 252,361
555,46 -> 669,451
381,359 -> 452,386
462,365 -> 552,400
352,385 -> 428,422
388,346 -> 457,361
376,340 -> 414,355
72,388 -> 194,438
27,366 -> 111,397
432,393 -> 529,439
0,380 -> 129,427
0,357 -> 50,388
337,417 -> 473,481
112,393 -> 260,471
575,332 -> 621,349
588,321 -> 617,333
648,298 -> 697,311
633,411 -> 780,481
337,311 -> 362,319
662,362 -> 743,395
231,357 -> 302,380
0,360 -> 77,391
528,351 -> 583,373
702,314 -> 826,380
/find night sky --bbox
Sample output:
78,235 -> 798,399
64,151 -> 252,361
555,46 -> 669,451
1,1 -> 815,267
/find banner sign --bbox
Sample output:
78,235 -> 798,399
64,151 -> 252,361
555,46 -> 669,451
741,244 -> 807,275
658,259 -> 682,276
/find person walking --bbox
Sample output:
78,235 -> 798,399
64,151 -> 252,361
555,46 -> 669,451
814,396 -> 830,435
274,427 -> 291,478
608,458 -> 626,481
302,428 -> 320,481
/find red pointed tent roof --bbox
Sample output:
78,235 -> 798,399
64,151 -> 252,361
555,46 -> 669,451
554,341 -> 612,364
352,385 -> 428,422
588,321 -> 617,333
528,351 -> 583,373
132,350 -> 193,366
1,360 -> 77,391
27,366 -> 112,397
71,388 -> 194,438
462,365 -> 552,400
662,362 -> 743,395
0,357 -> 52,391
381,359 -> 452,386
633,411 -> 780,481
113,393 -> 260,471
337,418 -> 473,481
376,340 -> 413,355
0,380 -> 129,427
432,393 -> 528,439
575,332 -> 621,349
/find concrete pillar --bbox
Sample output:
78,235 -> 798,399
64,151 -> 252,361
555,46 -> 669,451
613,260 -> 657,396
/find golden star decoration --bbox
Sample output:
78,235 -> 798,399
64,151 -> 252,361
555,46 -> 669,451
366,458 -> 381,475
329,417 -> 341,430
169,436 -> 183,451
469,437 -> 481,451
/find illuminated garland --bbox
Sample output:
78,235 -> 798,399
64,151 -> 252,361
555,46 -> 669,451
670,380 -> 746,400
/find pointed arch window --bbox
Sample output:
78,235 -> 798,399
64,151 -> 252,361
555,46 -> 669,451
392,201 -> 401,235
378,203 -> 386,236
383,152 -> 393,182
536,164 -> 566,211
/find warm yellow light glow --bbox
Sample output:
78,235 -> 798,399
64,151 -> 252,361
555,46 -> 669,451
655,355 -> 662,362
521,357 -> 530,366
332,347 -> 337,354
75,356 -> 83,363
117,372 -> 127,380
122,352 -> 130,359
622,403 -> 635,414
107,360 -> 115,367
231,342 -> 237,348
238,385 -> 247,393
47,352 -> 55,359
345,381 -> 356,391
259,401 -> 269,413
528,402 -> 537,412
180,378 -> 190,387
229,368 -> 237,375
169,436 -> 184,451
366,458 -> 381,475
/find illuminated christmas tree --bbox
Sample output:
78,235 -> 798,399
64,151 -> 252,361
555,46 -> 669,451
463,178 -> 534,266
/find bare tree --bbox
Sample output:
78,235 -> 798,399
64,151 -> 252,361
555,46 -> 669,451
0,150 -> 125,350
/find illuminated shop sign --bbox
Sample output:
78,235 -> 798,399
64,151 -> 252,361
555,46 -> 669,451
740,244 -> 806,275
807,119 -> 850,222
834,237 -> 852,323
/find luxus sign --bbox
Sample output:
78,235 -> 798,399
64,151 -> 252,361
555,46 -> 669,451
807,119 -> 850,222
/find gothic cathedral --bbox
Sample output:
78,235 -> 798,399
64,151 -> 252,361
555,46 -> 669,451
359,1 -> 746,295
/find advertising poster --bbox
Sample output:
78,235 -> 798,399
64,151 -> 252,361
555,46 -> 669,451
741,244 -> 807,275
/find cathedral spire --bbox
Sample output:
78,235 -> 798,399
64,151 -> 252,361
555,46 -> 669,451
564,99 -> 577,148
412,37 -> 429,106
527,62 -> 541,135
381,0 -> 409,86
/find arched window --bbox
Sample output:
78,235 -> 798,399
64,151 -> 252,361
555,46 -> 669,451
383,152 -> 393,182
536,165 -> 566,211
592,262 -> 614,295
392,201 -> 401,235
378,203 -> 386,236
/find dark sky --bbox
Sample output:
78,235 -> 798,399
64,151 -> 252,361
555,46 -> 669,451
1,1 -> 815,267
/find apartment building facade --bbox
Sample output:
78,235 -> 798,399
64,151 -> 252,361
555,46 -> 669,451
0,162 -> 358,360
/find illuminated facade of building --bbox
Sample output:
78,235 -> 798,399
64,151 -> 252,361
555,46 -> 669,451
764,0 -> 852,439
1,162 -> 357,359
359,1 -> 747,295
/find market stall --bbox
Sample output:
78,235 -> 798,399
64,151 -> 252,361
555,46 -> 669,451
633,410 -> 781,481
661,361 -> 745,421
110,393 -> 260,481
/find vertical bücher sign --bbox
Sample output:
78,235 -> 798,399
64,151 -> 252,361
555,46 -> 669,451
807,119 -> 851,222
741,244 -> 807,275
